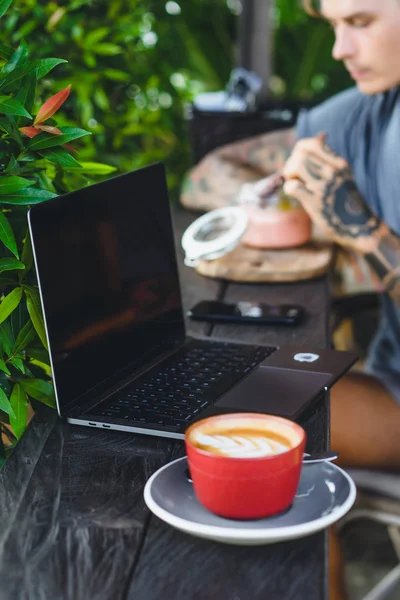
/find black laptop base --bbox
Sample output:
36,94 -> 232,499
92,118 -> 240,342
82,339 -> 276,435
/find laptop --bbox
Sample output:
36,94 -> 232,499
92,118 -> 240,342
28,163 -> 357,440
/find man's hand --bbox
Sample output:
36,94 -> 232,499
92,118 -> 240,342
282,134 -> 384,254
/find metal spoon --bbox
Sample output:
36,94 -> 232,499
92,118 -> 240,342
303,451 -> 338,464
184,451 -> 338,483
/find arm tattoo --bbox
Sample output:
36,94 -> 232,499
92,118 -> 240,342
385,277 -> 400,304
365,233 -> 400,305
321,168 -> 380,238
305,156 -> 323,180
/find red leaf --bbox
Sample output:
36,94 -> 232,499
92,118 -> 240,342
36,125 -> 62,135
63,143 -> 78,153
19,126 -> 41,138
34,85 -> 71,125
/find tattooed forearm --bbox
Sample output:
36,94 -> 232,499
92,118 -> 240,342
282,135 -> 400,304
365,232 -> 400,305
321,169 -> 380,238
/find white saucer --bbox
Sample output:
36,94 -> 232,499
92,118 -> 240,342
144,456 -> 356,545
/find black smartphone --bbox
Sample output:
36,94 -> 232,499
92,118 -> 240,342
187,300 -> 304,325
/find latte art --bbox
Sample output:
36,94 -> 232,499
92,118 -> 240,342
193,430 -> 291,458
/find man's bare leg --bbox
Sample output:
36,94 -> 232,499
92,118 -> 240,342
331,372 -> 400,469
329,372 -> 400,599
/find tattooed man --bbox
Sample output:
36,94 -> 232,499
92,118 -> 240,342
183,2 -> 400,597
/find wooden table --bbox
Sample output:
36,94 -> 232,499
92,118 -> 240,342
0,208 -> 331,600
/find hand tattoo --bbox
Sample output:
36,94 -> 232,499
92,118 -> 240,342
305,156 -> 323,180
321,143 -> 340,159
321,168 -> 380,238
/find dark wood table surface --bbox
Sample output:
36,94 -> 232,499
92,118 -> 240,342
0,208 -> 332,600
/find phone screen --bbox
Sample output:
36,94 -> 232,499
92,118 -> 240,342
188,301 -> 304,325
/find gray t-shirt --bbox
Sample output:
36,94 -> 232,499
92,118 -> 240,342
296,86 -> 400,394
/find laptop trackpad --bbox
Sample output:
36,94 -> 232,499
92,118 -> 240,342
215,366 -> 332,418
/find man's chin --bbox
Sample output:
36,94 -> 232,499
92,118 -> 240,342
356,79 -> 397,95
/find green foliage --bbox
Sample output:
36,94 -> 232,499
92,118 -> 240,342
0,1 -> 351,199
2,0 -> 236,198
274,0 -> 353,100
0,0 -> 115,460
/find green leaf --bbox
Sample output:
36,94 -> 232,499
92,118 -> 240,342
20,378 -> 55,408
0,176 -> 35,194
0,187 -> 57,205
13,320 -> 35,354
0,44 -> 13,61
85,27 -> 110,47
64,161 -> 117,175
0,63 -> 37,92
4,155 -> 18,174
26,127 -> 90,152
0,287 -> 23,324
103,68 -> 130,82
35,58 -> 68,80
0,212 -> 18,258
9,383 -> 27,439
0,323 -> 13,356
0,117 -> 14,135
0,257 -> 25,273
0,0 -> 13,19
14,19 -> 37,42
39,147 -> 82,168
93,88 -> 109,111
92,43 -> 122,56
0,95 -> 31,118
1,41 -> 28,75
25,288 -> 47,350
21,232 -> 33,273
0,387 -> 15,418
9,357 -> 24,373
0,357 -> 10,375
26,347 -> 49,364
15,72 -> 36,123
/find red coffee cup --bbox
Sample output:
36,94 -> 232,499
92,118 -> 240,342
185,413 -> 306,519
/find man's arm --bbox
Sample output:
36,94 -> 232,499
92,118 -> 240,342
181,127 -> 296,211
283,135 -> 400,305
364,230 -> 400,304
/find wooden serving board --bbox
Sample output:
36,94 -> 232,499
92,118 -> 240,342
195,241 -> 334,283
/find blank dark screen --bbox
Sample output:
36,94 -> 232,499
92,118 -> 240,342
29,164 -> 185,415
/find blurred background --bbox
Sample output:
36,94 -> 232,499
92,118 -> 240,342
4,0 -> 352,199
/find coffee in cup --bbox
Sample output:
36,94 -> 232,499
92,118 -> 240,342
185,413 -> 306,519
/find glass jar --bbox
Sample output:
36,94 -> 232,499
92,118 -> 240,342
237,180 -> 312,249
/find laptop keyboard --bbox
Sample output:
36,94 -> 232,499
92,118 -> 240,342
91,341 -> 276,430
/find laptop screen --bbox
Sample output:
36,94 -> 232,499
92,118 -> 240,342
28,164 -> 186,415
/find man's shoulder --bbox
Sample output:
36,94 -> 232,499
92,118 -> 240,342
295,87 -> 390,156
313,86 -> 369,112
296,87 -> 373,139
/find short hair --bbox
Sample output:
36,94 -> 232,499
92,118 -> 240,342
302,0 -> 322,17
